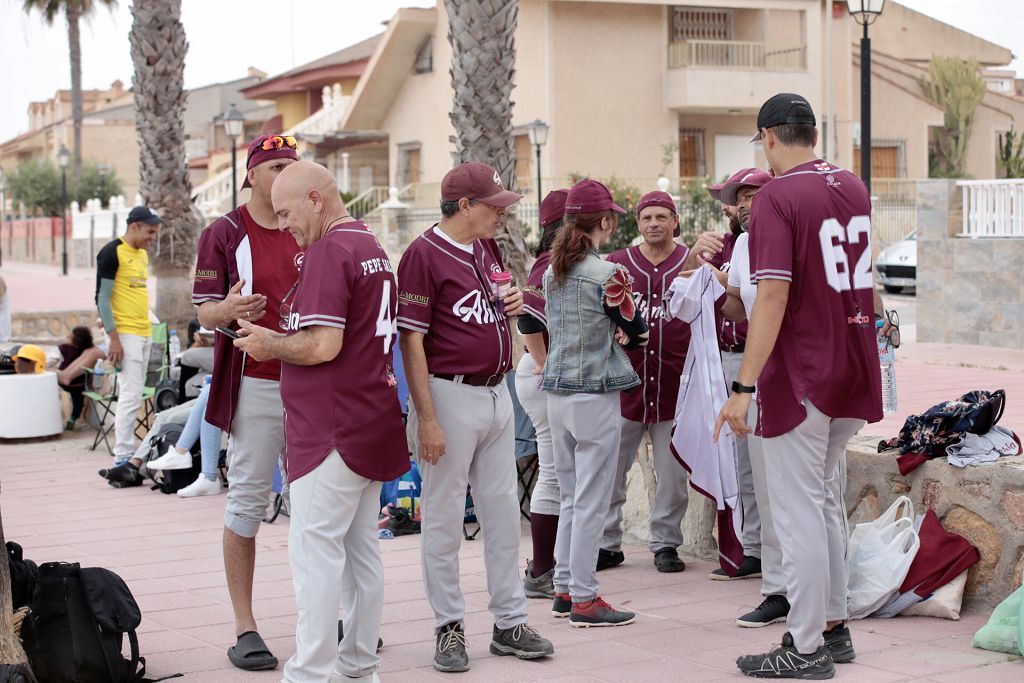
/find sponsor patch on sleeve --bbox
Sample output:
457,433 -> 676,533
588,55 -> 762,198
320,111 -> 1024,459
399,291 -> 429,307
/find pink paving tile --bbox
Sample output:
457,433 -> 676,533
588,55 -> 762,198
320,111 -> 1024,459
615,623 -> 751,657
591,654 -> 734,682
144,603 -> 236,630
929,660 -> 1024,682
135,590 -> 211,613
858,615 -> 981,643
547,639 -> 663,673
177,618 -> 296,648
134,628 -> 209,655
853,642 -> 1010,677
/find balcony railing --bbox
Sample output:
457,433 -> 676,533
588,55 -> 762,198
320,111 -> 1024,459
959,179 -> 1024,238
668,40 -> 806,70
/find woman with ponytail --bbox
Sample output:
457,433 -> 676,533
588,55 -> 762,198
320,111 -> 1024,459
516,189 -> 569,600
542,179 -> 648,627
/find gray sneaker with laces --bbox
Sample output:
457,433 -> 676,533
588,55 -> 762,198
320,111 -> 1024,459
489,623 -> 554,659
522,560 -> 555,599
434,622 -> 469,673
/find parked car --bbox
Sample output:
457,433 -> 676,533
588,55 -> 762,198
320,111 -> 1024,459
875,232 -> 916,294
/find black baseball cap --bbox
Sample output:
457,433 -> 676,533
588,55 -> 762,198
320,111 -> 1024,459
750,93 -> 816,142
126,205 -> 162,226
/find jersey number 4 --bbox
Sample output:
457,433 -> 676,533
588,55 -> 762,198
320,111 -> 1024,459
375,280 -> 398,354
818,216 -> 872,292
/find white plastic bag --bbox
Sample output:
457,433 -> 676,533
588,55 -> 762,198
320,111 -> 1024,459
848,497 -> 921,619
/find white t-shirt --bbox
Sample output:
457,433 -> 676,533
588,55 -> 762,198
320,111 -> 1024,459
726,232 -> 757,320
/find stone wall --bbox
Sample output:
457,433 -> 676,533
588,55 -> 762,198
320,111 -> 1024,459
620,436 -> 1024,608
917,179 -> 1024,349
10,309 -> 97,344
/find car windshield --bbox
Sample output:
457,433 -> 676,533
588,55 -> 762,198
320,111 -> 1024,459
907,232 -> 917,241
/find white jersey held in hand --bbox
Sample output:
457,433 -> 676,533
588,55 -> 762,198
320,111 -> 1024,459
667,264 -> 745,574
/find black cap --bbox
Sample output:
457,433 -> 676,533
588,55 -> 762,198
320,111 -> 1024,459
126,205 -> 162,226
750,93 -> 816,142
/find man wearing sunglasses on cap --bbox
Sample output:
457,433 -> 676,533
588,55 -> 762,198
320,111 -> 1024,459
192,133 -> 300,671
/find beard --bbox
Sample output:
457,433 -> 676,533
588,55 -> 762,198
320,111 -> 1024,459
729,214 -> 743,236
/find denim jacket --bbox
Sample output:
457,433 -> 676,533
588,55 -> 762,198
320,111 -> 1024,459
542,251 -> 642,394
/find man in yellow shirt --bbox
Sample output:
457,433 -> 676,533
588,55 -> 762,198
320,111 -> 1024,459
95,206 -> 160,476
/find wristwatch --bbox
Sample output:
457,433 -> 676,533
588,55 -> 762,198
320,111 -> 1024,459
731,381 -> 755,394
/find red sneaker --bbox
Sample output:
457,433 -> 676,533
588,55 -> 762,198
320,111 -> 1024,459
569,596 -> 635,628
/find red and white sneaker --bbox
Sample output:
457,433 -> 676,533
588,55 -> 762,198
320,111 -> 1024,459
568,597 -> 635,628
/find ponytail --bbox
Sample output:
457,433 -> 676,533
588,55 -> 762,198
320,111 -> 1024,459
550,211 -> 612,284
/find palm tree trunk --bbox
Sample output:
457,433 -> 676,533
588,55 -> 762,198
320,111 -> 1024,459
445,0 -> 531,285
66,5 -> 83,174
0,491 -> 31,668
130,0 -> 202,331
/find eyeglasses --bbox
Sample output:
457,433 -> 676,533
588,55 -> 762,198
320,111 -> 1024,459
260,135 -> 297,151
882,308 -> 901,349
279,280 -> 299,331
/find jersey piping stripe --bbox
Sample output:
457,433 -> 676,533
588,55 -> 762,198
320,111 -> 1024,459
298,313 -> 346,323
755,268 -> 793,277
192,294 -> 225,304
298,318 -> 346,330
522,303 -> 547,327
396,316 -> 429,333
421,232 -> 476,271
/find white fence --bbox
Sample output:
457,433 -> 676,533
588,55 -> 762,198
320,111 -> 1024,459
959,179 -> 1024,238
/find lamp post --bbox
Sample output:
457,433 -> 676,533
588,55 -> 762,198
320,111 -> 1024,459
847,0 -> 886,194
222,103 -> 245,209
526,119 -> 549,223
0,165 -> 5,268
58,144 -> 69,276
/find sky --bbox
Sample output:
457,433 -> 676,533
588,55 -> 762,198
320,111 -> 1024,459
1,0 -> 1023,142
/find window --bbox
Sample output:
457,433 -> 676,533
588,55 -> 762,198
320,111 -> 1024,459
853,139 -> 906,178
671,7 -> 733,42
679,128 -> 706,178
397,143 -> 422,186
414,38 -> 433,74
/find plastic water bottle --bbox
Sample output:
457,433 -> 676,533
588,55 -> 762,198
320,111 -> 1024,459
877,319 -> 897,415
169,329 -> 181,360
93,358 -> 105,377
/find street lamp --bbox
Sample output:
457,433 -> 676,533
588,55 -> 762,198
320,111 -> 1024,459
222,103 -> 245,209
526,119 -> 549,222
847,0 -> 886,194
58,144 -> 69,276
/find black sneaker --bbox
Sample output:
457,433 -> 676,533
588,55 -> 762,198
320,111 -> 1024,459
105,462 -> 142,488
653,548 -> 686,573
551,593 -> 571,618
489,623 -> 554,659
710,555 -> 762,581
596,548 -> 624,571
737,595 -> 790,628
338,620 -> 383,652
434,622 -> 469,673
388,507 -> 421,536
736,636 -> 834,679
822,623 -> 855,663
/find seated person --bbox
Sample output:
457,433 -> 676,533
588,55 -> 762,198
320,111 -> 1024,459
56,322 -> 108,388
13,344 -> 46,375
57,326 -> 102,430
178,318 -> 215,400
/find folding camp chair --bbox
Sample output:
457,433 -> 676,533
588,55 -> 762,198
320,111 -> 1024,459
83,369 -> 119,454
137,323 -> 170,433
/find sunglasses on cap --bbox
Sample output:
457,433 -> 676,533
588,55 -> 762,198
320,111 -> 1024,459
259,135 -> 297,151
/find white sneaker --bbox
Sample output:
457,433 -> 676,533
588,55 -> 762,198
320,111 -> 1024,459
177,475 -> 222,497
147,448 -> 194,471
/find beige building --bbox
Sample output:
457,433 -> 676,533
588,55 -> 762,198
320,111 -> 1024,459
288,0 -> 1023,206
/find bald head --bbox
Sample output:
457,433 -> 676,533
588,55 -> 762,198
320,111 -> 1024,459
272,160 -> 347,248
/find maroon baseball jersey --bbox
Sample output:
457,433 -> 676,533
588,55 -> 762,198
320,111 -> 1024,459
280,222 -> 410,483
396,226 -> 514,376
707,232 -> 749,350
192,206 -> 301,432
748,159 -> 883,437
521,250 -> 551,347
606,244 -> 690,423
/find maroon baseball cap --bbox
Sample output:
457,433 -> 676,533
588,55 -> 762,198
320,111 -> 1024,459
706,182 -> 725,201
712,168 -> 758,206
565,179 -> 625,214
539,189 -> 569,228
720,169 -> 772,206
636,190 -> 677,217
241,134 -> 299,189
441,162 -> 523,207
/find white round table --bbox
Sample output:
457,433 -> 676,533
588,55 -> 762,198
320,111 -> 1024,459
0,372 -> 63,438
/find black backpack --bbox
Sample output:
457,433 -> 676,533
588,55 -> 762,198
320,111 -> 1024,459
6,541 -> 38,610
22,562 -> 178,683
148,424 -> 201,495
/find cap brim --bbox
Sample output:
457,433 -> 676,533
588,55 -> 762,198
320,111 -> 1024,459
478,189 -> 524,208
706,184 -> 724,201
241,176 -> 251,190
142,216 -> 162,225
611,203 -> 627,214
749,131 -> 763,143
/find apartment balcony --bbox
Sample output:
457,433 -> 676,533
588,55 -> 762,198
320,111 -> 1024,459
664,38 -> 815,113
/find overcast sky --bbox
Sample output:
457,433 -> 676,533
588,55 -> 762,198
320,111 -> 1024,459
1,0 -> 1023,142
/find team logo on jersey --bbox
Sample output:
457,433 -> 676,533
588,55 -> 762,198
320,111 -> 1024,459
452,289 -> 499,324
826,174 -> 841,188
294,252 -> 305,271
847,301 -> 871,328
815,162 -> 833,172
632,293 -> 667,323
385,365 -> 398,388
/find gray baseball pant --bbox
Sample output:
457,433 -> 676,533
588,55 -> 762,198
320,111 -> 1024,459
763,399 -> 862,654
283,451 -> 383,681
549,391 -> 621,601
602,419 -> 688,554
515,354 -> 559,516
224,376 -> 285,538
746,401 -> 785,596
722,350 -> 760,557
412,377 -> 528,632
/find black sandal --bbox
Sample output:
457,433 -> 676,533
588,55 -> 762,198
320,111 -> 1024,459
227,631 -> 278,671
653,548 -> 686,573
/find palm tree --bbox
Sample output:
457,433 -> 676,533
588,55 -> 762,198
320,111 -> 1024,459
445,0 -> 531,284
0,495 -> 31,670
23,0 -> 118,175
129,0 -> 201,328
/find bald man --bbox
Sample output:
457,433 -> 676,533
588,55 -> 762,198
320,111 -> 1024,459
236,161 -> 409,682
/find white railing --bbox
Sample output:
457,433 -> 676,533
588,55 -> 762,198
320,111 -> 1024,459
959,179 -> 1024,238
70,196 -> 132,240
347,186 -> 391,219
668,40 -> 806,70
192,84 -> 352,218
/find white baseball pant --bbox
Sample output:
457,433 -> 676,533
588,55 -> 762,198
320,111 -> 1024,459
763,399 -> 862,654
721,350 -> 760,557
515,353 -> 559,516
746,401 -> 785,596
283,451 -> 383,681
602,419 -> 689,553
549,391 -> 621,601
412,377 -> 528,632
112,333 -> 152,459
